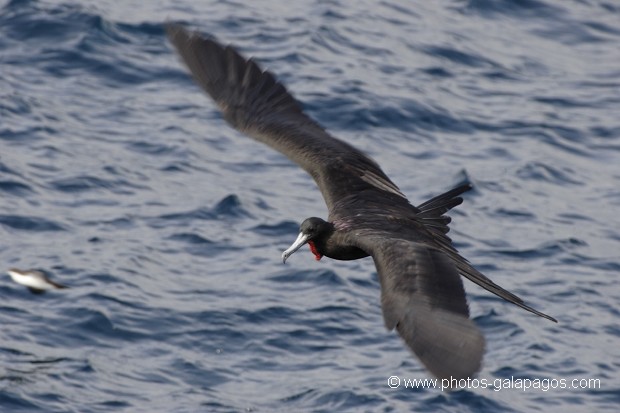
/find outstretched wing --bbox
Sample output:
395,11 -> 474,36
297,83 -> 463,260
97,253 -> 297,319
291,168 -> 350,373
166,25 -> 405,212
351,184 -> 555,377
369,237 -> 485,379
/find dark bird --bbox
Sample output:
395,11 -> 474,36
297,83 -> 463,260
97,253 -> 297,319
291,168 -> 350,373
7,268 -> 68,294
166,25 -> 556,380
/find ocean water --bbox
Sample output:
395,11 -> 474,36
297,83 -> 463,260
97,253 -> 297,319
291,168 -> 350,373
1,0 -> 619,411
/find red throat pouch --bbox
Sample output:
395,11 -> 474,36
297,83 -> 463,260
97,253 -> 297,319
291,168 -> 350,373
308,241 -> 322,261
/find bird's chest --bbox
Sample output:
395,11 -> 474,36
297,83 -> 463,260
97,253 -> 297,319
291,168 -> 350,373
322,241 -> 370,261
318,227 -> 370,261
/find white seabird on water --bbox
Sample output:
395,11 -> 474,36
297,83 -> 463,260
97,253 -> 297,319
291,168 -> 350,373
7,268 -> 68,294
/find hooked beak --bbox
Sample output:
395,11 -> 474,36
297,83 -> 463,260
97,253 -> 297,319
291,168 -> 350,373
282,232 -> 309,264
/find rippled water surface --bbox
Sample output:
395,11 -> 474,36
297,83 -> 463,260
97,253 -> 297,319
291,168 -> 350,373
1,0 -> 619,411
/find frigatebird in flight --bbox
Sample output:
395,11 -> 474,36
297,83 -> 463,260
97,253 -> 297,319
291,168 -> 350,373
166,25 -> 556,380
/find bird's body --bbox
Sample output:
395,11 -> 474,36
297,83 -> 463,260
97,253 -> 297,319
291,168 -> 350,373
166,25 -> 556,380
7,268 -> 68,294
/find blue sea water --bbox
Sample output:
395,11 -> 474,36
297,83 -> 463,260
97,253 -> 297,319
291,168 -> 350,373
1,0 -> 619,411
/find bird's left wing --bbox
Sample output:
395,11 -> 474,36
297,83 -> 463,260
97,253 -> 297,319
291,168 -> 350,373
357,234 -> 485,380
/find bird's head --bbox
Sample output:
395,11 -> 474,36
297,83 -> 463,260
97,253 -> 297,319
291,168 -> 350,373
281,217 -> 333,263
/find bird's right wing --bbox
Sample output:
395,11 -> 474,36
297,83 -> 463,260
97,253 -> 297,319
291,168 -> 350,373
360,235 -> 485,380
166,25 -> 406,212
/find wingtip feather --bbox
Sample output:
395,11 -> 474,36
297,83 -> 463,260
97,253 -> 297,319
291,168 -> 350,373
397,308 -> 485,380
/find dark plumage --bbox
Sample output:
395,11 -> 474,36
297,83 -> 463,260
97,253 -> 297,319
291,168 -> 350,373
166,25 -> 556,380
